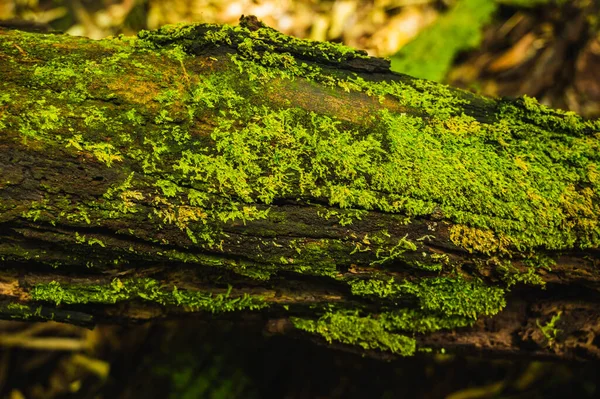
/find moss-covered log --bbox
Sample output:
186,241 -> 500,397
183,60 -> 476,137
0,16 -> 599,361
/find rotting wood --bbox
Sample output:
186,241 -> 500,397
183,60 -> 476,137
0,15 -> 599,361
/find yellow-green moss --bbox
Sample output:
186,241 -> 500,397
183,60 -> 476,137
1,20 -> 599,358
292,275 -> 505,355
30,278 -> 266,313
349,276 -> 506,319
537,310 -> 562,346
5,21 -> 597,259
292,311 -> 416,356
0,301 -> 94,324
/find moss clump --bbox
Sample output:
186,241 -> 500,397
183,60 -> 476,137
0,302 -> 95,325
137,17 -> 371,65
1,302 -> 35,320
496,254 -> 555,288
292,276 -> 505,355
379,309 -> 474,334
409,277 -> 505,319
349,276 -> 506,319
292,311 -> 416,356
30,278 -> 266,313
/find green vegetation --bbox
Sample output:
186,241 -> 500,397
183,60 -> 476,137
292,275 -> 505,355
30,278 -> 266,313
391,0 -> 498,81
349,276 -> 506,319
3,19 -> 597,258
0,301 -> 95,324
1,302 -> 37,320
537,311 -> 562,346
292,311 -> 417,356
0,19 -> 598,357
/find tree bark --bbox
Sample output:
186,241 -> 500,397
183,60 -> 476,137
0,16 -> 599,361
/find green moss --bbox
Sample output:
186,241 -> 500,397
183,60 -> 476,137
155,179 -> 183,197
349,276 -> 506,319
292,276 -> 504,355
74,232 -> 105,247
286,239 -> 343,277
0,302 -> 39,320
5,302 -> 31,314
371,235 -> 418,266
33,61 -> 91,102
84,142 -> 123,167
316,207 -> 368,226
0,301 -> 94,324
30,278 -> 266,312
2,19 -> 599,358
292,311 -> 416,356
496,254 -> 555,288
379,308 -> 473,334
137,18 -> 370,65
412,277 -> 505,318
7,20 -> 597,268
537,310 -> 562,346
155,247 -> 274,280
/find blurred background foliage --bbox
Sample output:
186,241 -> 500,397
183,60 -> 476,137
0,0 -> 599,398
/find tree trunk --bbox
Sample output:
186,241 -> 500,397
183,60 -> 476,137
0,16 -> 599,361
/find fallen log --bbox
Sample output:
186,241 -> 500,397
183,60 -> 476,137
0,15 -> 599,360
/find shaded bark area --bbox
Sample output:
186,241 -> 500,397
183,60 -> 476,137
0,16 -> 599,361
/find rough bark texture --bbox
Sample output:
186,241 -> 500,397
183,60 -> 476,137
0,16 -> 599,361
